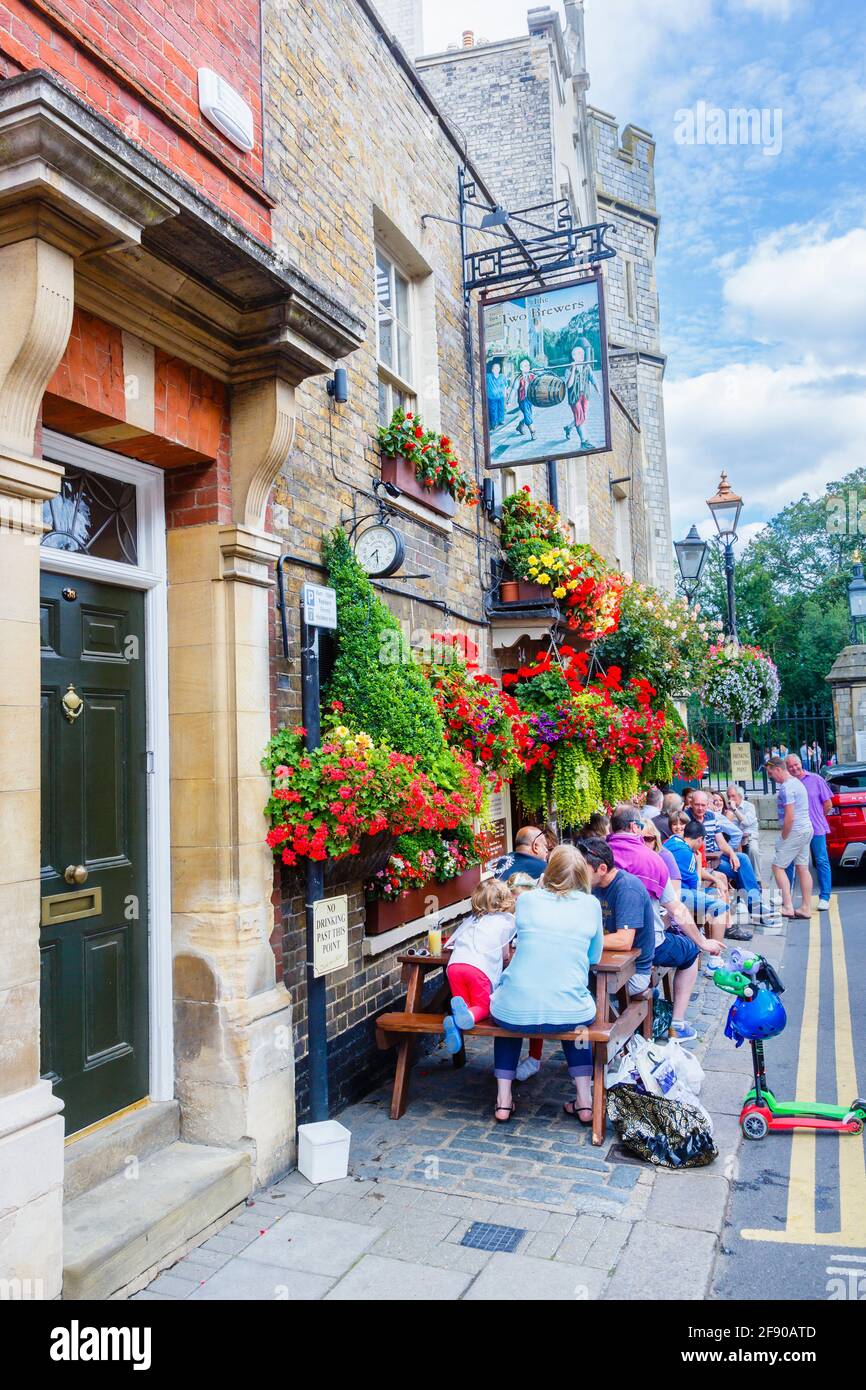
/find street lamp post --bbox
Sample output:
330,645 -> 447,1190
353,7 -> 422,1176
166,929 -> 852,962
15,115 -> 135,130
848,549 -> 866,643
674,523 -> 709,602
706,470 -> 743,641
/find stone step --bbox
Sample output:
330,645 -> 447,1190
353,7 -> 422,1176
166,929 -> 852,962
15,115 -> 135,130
65,1101 -> 181,1202
63,1140 -> 251,1300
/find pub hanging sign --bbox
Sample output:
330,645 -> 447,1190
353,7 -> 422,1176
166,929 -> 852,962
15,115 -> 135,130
479,272 -> 612,469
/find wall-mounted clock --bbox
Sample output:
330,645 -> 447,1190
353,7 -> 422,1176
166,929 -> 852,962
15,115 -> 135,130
354,522 -> 405,578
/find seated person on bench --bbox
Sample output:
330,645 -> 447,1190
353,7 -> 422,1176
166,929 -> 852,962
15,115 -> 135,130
492,825 -> 552,882
606,804 -> 721,1043
578,837 -> 655,996
441,877 -> 516,1055
664,812 -> 731,946
488,845 -> 604,1125
690,789 -> 761,930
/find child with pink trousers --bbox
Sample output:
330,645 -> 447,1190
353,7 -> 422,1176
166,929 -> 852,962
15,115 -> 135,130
442,878 -> 516,1053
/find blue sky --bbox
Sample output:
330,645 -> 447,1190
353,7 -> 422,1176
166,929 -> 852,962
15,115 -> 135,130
424,1 -> 866,547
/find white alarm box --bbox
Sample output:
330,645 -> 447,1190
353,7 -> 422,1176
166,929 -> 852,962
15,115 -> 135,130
197,68 -> 255,153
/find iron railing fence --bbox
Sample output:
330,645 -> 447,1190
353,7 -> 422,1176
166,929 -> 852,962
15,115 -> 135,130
686,702 -> 836,793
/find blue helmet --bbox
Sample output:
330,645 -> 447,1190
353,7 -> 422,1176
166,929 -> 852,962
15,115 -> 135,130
726,988 -> 787,1043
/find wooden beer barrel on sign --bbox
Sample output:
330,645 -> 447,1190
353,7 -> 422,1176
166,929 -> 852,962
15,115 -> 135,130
528,372 -> 566,407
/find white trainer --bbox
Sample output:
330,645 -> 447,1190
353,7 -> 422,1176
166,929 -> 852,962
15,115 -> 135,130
818,899 -> 831,910
515,1056 -> 541,1082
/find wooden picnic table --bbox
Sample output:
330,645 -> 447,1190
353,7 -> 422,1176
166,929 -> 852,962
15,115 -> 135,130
376,946 -> 650,1145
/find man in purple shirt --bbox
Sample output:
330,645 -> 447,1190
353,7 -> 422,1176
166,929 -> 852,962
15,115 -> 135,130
785,753 -> 833,909
607,804 -> 722,1043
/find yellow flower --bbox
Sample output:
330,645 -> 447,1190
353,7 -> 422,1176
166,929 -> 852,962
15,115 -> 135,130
553,586 -> 567,599
334,725 -> 350,739
527,555 -> 538,565
567,579 -> 579,591
537,573 -> 551,585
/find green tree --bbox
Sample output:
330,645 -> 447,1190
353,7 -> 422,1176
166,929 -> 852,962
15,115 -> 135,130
680,469 -> 866,711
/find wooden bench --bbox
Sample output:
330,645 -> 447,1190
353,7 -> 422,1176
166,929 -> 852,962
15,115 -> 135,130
375,948 -> 648,1146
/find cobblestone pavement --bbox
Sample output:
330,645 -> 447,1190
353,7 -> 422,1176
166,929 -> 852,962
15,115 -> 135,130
135,940 -> 782,1301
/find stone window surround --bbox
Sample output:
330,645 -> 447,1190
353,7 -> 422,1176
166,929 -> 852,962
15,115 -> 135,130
372,206 -> 442,432
375,242 -> 417,424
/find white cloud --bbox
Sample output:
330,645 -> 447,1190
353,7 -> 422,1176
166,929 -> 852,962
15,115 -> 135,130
665,359 -> 866,533
583,0 -> 714,118
421,1 -> 566,55
729,0 -> 800,17
723,226 -> 866,360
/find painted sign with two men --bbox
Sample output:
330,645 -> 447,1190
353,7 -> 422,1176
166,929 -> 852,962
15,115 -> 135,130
480,272 -> 612,468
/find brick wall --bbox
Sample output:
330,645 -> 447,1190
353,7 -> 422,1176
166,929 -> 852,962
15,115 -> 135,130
374,0 -> 424,60
420,38 -> 556,213
262,0 -> 557,1105
43,308 -> 230,482
591,111 -> 673,592
0,0 -> 270,240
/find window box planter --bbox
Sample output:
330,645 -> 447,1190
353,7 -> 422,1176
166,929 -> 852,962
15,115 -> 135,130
498,569 -> 549,605
381,455 -> 456,519
364,863 -> 481,936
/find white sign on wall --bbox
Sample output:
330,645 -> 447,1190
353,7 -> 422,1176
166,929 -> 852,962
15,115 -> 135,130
855,731 -> 866,763
313,895 -> 349,978
303,583 -> 338,630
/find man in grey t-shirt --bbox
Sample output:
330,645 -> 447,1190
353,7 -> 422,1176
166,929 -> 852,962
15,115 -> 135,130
767,756 -> 813,918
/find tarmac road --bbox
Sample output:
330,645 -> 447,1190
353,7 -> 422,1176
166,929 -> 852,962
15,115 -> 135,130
712,883 -> 866,1301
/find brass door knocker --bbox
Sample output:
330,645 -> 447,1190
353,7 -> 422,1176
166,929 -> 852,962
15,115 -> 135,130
61,684 -> 83,722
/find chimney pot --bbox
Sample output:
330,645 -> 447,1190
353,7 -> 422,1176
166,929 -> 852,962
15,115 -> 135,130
462,29 -> 474,47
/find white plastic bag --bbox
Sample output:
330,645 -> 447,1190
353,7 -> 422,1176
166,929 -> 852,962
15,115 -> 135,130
605,1034 -> 654,1089
605,1034 -> 705,1098
657,1038 -> 705,1096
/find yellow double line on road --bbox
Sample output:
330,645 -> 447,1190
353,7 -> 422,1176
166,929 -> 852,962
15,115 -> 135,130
742,898 -> 866,1246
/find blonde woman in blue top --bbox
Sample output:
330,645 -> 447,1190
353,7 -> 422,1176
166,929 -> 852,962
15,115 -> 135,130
489,845 -> 604,1124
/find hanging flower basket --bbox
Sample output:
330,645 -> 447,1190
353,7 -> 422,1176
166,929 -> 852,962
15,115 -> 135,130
699,644 -> 780,724
324,831 -> 396,886
497,487 -> 622,638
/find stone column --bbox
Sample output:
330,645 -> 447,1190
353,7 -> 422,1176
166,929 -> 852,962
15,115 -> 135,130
0,238 -> 74,1298
169,378 -> 296,1186
826,645 -> 866,763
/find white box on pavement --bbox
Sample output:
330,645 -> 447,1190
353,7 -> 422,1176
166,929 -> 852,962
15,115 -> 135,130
297,1120 -> 352,1184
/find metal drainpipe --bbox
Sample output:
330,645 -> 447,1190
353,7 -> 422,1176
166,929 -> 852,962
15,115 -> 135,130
301,611 -> 328,1121
547,458 -> 559,511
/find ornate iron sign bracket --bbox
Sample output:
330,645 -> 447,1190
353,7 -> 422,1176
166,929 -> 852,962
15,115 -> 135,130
459,174 -> 616,294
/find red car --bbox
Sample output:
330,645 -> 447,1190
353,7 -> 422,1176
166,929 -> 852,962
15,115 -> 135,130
824,764 -> 866,868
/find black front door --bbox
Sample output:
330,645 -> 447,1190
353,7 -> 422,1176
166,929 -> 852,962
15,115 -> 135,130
40,572 -> 149,1135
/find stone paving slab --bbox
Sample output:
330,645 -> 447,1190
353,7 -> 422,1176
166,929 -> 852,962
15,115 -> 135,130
188,1259 -> 335,1301
323,1254 -> 473,1301
647,1170 -> 731,1232
140,968 -> 743,1301
463,1251 -> 608,1301
697,1068 -> 757,1116
604,1221 -> 718,1300
239,1211 -> 379,1277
